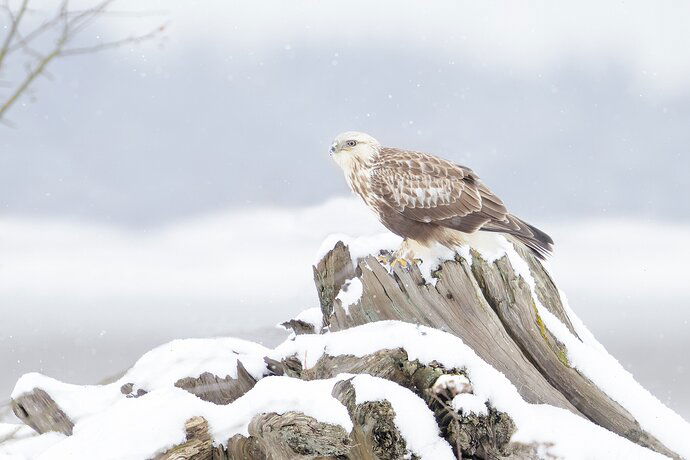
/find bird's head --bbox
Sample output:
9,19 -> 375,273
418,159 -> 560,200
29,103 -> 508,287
329,131 -> 381,168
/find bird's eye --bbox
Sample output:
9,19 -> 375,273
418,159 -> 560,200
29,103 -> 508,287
346,140 -> 357,147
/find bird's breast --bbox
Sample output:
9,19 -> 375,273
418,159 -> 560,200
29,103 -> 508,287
346,169 -> 372,203
337,157 -> 369,198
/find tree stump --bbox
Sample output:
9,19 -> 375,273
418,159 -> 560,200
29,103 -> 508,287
313,240 -> 679,459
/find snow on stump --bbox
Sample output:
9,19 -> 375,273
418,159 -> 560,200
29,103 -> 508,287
4,234 -> 690,459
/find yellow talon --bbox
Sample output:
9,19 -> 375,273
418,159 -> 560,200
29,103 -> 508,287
379,256 -> 422,269
391,258 -> 409,268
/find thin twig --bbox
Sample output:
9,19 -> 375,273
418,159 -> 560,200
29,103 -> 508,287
0,0 -> 166,122
0,48 -> 60,119
0,0 -> 30,71
7,12 -> 64,54
60,23 -> 166,56
66,8 -> 168,18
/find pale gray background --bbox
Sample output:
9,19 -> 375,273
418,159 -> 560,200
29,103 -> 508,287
1,1 -> 689,418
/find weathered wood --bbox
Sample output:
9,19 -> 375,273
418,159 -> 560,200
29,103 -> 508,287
263,355 -> 303,378
332,379 -> 410,460
314,241 -> 680,459
154,416 -> 213,460
175,361 -> 257,405
300,348 -> 440,388
446,405 -> 516,458
280,318 -> 317,335
316,244 -> 578,412
226,411 -> 351,459
223,368 -> 458,460
224,434 -> 264,460
291,347 -> 528,458
11,388 -> 74,435
427,373 -> 546,459
515,244 -> 578,336
471,253 -> 674,457
313,240 -> 356,318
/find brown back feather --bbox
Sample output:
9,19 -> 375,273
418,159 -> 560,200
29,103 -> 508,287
372,147 -> 554,258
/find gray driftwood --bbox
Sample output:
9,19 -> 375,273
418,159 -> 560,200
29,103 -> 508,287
280,319 -> 318,335
175,361 -> 258,405
11,388 -> 74,435
226,411 -> 351,459
155,416 -> 214,460
313,240 -> 680,459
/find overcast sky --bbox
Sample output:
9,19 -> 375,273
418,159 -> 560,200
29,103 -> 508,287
2,0 -> 690,225
1,1 -> 689,419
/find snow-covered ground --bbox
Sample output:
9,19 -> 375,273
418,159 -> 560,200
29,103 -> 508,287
4,313 -> 688,459
1,197 -> 689,421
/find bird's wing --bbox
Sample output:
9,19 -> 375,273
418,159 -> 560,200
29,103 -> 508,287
371,148 -> 509,233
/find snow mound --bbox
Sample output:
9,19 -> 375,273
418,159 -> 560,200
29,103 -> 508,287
12,371 -> 454,460
12,337 -> 270,425
0,431 -> 65,460
37,378 -> 352,460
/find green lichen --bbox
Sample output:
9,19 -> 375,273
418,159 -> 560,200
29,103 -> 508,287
533,304 -> 570,367
533,305 -> 549,342
556,347 -> 570,367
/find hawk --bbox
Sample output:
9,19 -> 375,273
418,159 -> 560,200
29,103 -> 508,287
329,131 -> 553,262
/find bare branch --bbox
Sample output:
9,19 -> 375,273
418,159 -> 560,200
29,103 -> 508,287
0,48 -> 59,119
60,23 -> 166,56
0,0 -> 30,71
63,8 -> 168,18
0,0 -> 166,123
63,0 -> 114,37
4,0 -> 73,55
8,18 -> 61,54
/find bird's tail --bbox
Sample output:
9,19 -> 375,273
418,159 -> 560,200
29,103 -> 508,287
481,214 -> 554,260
